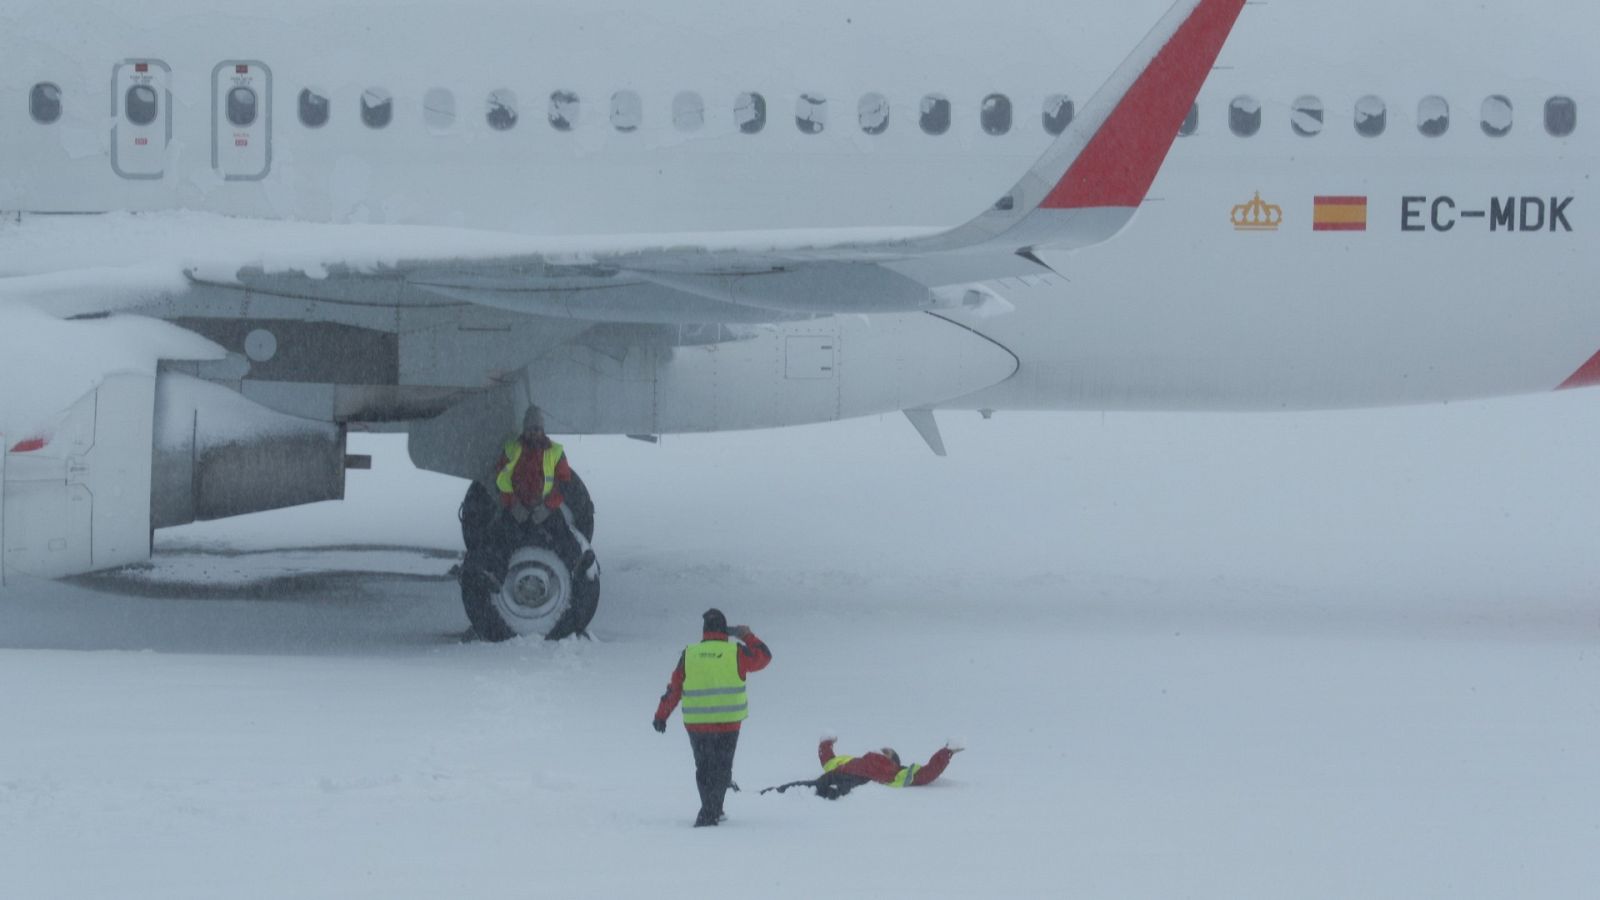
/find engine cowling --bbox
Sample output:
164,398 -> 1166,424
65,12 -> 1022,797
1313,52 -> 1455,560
2,372 -> 347,582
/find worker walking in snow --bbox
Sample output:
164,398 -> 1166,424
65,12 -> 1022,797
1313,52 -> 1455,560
761,737 -> 962,799
494,405 -> 590,573
652,608 -> 772,827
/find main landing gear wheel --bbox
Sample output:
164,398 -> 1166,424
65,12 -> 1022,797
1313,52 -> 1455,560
458,481 -> 600,642
461,545 -> 600,641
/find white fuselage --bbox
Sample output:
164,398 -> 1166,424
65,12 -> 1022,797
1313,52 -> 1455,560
3,0 -> 1595,410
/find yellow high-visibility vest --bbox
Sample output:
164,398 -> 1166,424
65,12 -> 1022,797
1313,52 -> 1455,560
823,753 -> 918,787
496,439 -> 564,501
888,764 -> 921,788
681,640 -> 748,725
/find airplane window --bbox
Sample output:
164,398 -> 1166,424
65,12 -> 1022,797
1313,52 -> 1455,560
1042,95 -> 1074,136
1354,95 -> 1386,137
1229,96 -> 1261,137
981,94 -> 1012,136
548,91 -> 580,131
1178,103 -> 1198,137
1290,95 -> 1323,136
858,93 -> 890,135
298,88 -> 330,128
226,86 -> 258,128
126,85 -> 159,126
361,88 -> 392,129
734,92 -> 766,134
486,89 -> 518,131
795,94 -> 827,134
29,83 -> 62,124
1545,96 -> 1576,137
612,91 -> 643,133
1417,96 -> 1449,137
673,91 -> 705,132
919,94 -> 951,135
1481,95 -> 1513,137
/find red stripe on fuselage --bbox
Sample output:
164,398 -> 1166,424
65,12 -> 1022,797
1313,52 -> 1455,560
1042,0 -> 1248,210
9,438 -> 47,453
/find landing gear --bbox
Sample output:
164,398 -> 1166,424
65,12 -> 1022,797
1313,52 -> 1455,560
457,480 -> 599,641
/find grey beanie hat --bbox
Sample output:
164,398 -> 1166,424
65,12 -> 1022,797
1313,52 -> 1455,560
522,405 -> 545,432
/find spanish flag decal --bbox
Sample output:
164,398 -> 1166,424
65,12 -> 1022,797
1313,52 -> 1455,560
1313,196 -> 1368,232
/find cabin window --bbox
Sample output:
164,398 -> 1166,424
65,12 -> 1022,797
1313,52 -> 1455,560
1042,95 -> 1074,136
673,91 -> 705,132
1481,95 -> 1512,137
919,94 -> 951,135
298,88 -> 330,128
1354,95 -> 1386,137
361,88 -> 392,129
226,86 -> 258,128
1417,96 -> 1449,137
795,94 -> 827,134
735,92 -> 766,134
858,93 -> 890,135
548,91 -> 580,131
126,85 -> 159,126
29,83 -> 62,124
981,94 -> 1013,136
422,88 -> 455,133
1229,95 -> 1261,137
1545,96 -> 1576,137
1178,103 -> 1198,136
486,90 -> 518,131
611,91 -> 643,132
1291,95 -> 1323,136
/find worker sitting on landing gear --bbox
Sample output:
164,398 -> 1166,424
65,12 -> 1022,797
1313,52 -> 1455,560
495,405 -> 591,573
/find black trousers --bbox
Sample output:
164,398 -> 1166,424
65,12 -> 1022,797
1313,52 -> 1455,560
688,730 -> 740,820
537,509 -> 585,571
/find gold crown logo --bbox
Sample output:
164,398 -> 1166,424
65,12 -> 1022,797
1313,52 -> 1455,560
1231,192 -> 1283,231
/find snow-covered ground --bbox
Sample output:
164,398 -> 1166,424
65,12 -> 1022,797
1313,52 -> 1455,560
3,400 -> 1599,899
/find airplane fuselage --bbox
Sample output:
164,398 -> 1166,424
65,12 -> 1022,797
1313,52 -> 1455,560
3,0 -> 1596,411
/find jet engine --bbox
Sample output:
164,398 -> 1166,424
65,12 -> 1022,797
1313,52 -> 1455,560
2,372 -> 348,583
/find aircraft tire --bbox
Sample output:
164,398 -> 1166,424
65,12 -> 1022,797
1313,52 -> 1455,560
461,543 -> 599,642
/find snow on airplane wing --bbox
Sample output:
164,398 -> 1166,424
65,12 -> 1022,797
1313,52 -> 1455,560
1,0 -> 1247,323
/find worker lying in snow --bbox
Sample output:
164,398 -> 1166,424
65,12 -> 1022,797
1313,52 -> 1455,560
760,737 -> 963,799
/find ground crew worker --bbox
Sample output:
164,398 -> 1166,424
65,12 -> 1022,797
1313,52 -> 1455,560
494,405 -> 588,572
761,737 -> 963,799
652,608 -> 772,827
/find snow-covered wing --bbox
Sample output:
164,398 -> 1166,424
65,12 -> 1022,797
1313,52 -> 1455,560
0,0 -> 1245,322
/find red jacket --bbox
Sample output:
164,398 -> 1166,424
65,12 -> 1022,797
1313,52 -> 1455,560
497,435 -> 573,511
654,630 -> 772,733
817,739 -> 955,786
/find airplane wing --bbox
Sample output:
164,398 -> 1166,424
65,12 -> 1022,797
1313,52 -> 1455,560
0,0 -> 1246,324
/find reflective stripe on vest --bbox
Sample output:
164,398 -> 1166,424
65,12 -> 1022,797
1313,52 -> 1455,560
889,763 -> 920,788
681,640 -> 747,725
496,439 -> 564,500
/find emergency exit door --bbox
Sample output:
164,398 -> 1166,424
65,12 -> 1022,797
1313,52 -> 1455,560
112,59 -> 171,179
212,61 -> 272,181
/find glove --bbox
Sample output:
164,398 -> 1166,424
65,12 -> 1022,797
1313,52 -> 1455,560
509,504 -> 531,524
652,719 -> 667,734
730,625 -> 752,640
944,743 -> 965,755
528,504 -> 552,525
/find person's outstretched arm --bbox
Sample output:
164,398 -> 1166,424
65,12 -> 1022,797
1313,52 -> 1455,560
909,746 -> 961,786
